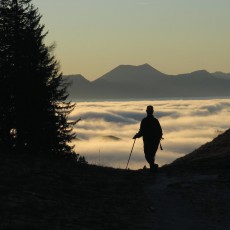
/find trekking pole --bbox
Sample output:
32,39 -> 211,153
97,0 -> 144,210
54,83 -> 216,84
160,142 -> 163,150
160,137 -> 164,151
126,139 -> 136,170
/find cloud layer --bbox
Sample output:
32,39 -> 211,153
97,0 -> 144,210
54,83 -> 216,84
70,99 -> 230,169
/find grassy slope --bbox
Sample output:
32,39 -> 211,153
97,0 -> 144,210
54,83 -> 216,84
162,128 -> 230,175
0,153 -> 153,230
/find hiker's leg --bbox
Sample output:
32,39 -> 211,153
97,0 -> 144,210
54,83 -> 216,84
150,140 -> 160,171
144,141 -> 154,166
144,141 -> 159,161
144,140 -> 160,170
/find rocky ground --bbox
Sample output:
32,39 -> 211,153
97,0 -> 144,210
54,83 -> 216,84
1,129 -> 230,229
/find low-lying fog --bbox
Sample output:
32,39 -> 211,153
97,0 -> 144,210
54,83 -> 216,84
70,99 -> 230,169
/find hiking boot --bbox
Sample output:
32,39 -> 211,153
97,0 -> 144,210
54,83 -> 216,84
150,163 -> 158,173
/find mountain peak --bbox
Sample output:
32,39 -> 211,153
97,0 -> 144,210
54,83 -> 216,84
190,70 -> 209,75
188,70 -> 213,79
213,71 -> 225,75
140,63 -> 154,68
64,74 -> 90,85
116,63 -> 160,71
140,63 -> 165,74
112,63 -> 164,75
94,63 -> 165,84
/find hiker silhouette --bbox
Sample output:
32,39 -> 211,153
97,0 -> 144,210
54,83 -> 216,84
133,105 -> 163,171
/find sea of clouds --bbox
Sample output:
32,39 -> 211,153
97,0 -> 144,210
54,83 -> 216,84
69,99 -> 230,169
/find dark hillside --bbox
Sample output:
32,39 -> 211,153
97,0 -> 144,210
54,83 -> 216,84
0,153 -> 151,230
163,128 -> 230,174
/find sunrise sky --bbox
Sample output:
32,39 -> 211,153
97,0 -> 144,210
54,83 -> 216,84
34,0 -> 230,80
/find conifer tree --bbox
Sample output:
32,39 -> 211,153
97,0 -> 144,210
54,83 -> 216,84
0,0 -> 77,156
0,0 -> 15,151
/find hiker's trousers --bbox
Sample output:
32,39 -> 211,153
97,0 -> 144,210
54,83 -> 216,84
143,139 -> 160,164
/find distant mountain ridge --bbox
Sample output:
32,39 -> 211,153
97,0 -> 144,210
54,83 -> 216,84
212,71 -> 230,80
64,64 -> 230,100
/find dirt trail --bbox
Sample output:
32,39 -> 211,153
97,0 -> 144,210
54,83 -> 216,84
144,173 -> 230,230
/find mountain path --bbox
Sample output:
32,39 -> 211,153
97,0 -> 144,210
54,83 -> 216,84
144,173 -> 230,230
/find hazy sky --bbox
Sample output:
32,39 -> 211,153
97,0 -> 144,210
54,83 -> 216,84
33,0 -> 230,80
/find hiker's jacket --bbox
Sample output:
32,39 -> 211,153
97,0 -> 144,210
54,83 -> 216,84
135,115 -> 162,141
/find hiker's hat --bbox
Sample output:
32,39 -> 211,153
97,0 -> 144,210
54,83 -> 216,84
146,105 -> 154,114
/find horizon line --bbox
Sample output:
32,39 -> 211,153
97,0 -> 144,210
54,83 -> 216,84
63,63 -> 229,81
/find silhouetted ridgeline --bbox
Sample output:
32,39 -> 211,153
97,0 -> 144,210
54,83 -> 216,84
163,128 -> 230,174
64,64 -> 230,100
212,71 -> 230,80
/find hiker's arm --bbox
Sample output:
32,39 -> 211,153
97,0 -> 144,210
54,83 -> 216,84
133,120 -> 144,139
